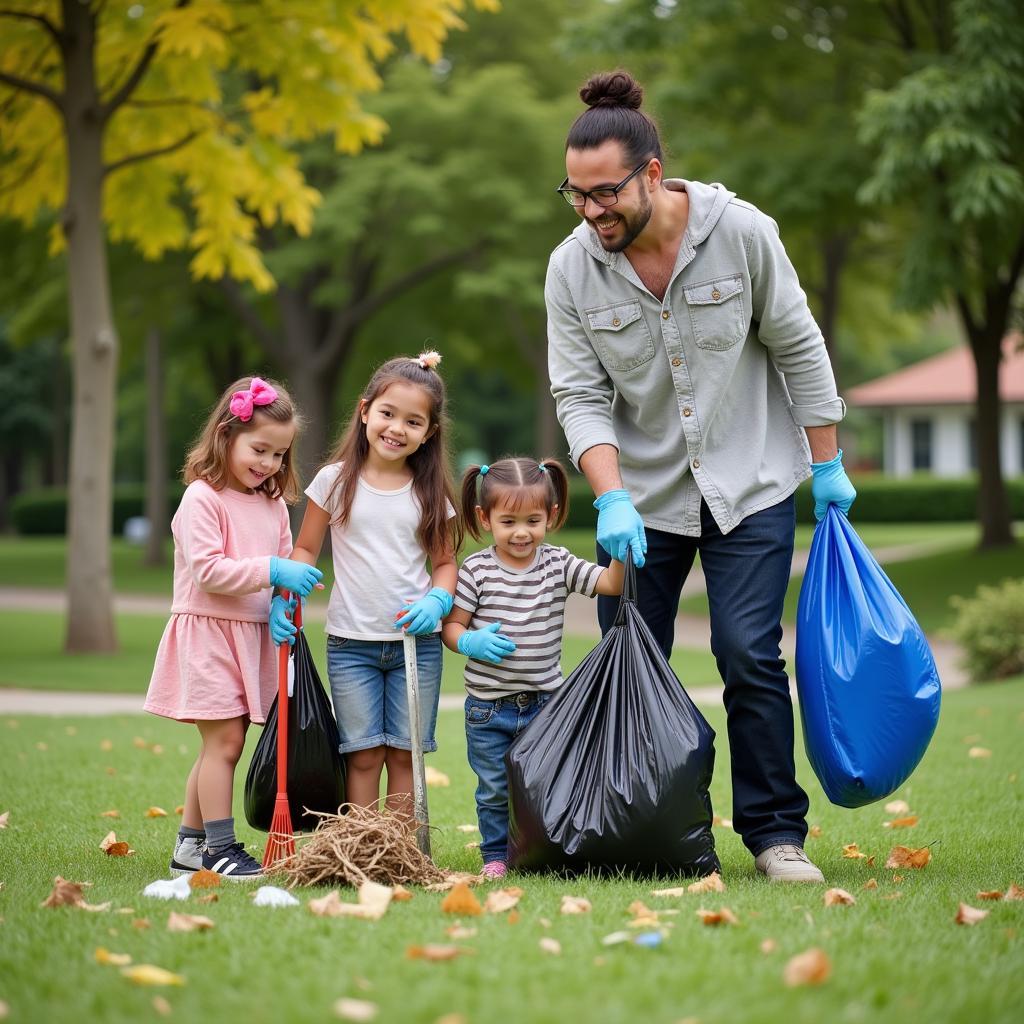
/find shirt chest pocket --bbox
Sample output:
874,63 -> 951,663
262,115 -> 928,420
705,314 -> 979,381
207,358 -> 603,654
683,275 -> 748,351
585,299 -> 656,372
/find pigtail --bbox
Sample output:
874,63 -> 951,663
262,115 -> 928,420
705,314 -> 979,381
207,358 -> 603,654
461,465 -> 485,542
540,458 -> 570,531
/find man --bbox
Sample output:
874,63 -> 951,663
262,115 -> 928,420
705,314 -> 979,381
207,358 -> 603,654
545,70 -> 856,883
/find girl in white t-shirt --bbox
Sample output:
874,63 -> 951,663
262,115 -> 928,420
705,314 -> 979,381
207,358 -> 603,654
283,352 -> 462,816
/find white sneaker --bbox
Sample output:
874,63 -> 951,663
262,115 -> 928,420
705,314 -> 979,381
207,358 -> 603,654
754,843 -> 825,883
169,835 -> 205,875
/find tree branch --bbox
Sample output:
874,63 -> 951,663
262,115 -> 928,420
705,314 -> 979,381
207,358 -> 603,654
219,276 -> 279,355
0,8 -> 65,50
103,129 -> 200,176
0,67 -> 62,111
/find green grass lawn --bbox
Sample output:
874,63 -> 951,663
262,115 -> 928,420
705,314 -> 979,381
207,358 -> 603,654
1,680 -> 1021,1023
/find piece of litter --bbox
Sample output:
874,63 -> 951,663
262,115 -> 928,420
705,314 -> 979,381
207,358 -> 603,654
633,931 -> 664,948
252,886 -> 300,908
142,876 -> 192,901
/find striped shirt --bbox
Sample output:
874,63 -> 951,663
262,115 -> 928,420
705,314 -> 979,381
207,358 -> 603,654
454,544 -> 604,698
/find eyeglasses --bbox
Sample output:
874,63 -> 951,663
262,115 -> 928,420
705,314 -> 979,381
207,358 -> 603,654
556,160 -> 650,208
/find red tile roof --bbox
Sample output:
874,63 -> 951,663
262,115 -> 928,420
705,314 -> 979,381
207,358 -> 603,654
848,334 -> 1024,407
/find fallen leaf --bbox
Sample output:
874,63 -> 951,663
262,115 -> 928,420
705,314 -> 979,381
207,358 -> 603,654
424,766 -> 450,787
425,872 -> 482,893
455,824 -> 478,833
883,816 -> 919,829
309,883 -> 393,921
406,944 -> 473,961
760,938 -> 777,954
174,806 -> 184,816
100,810 -> 120,819
508,908 -> 520,924
194,893 -> 219,905
132,919 -> 151,930
132,737 -> 149,749
823,888 -> 856,907
539,937 -> 562,955
651,886 -> 688,898
0,811 -> 9,829
601,930 -> 632,946
188,870 -> 222,890
1004,883 -> 1024,901
121,965 -> 185,987
41,876 -> 89,908
392,885 -> 413,902
445,925 -> 477,939
885,846 -> 931,869
783,947 -> 831,987
560,895 -> 591,915
99,832 -> 133,857
955,902 -> 989,926
808,825 -> 822,838
484,888 -> 522,914
152,996 -> 171,1016
145,807 -> 168,818
688,872 -> 726,894
167,912 -> 215,932
94,947 -> 132,966
441,883 -> 482,917
151,745 -> 164,755
842,843 -> 867,859
884,799 -> 911,814
968,747 -> 992,759
711,814 -> 733,829
333,997 -> 378,1022
696,907 -> 739,926
862,879 -> 878,890
464,842 -> 479,850
100,739 -> 113,751
627,900 -> 661,928
976,890 -> 1004,901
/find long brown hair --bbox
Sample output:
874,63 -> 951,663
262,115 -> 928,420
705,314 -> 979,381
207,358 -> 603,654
183,375 -> 301,502
322,353 -> 462,556
460,456 -> 569,542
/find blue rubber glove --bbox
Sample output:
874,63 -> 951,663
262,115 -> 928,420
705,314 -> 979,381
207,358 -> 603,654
457,621 -> 516,665
269,556 -> 323,598
395,587 -> 454,636
593,489 -> 647,567
810,449 -> 857,521
269,593 -> 297,646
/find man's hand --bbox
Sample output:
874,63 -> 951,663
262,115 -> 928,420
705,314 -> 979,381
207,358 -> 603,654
593,489 -> 647,567
810,450 -> 857,521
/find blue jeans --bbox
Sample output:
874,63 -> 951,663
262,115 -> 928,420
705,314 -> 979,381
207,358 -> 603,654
597,495 -> 808,856
464,691 -> 551,863
326,634 -> 442,754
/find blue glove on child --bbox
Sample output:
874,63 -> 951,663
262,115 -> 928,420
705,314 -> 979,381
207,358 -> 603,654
395,587 -> 454,636
810,449 -> 857,521
269,593 -> 297,646
269,556 -> 323,597
457,621 -> 516,665
594,489 -> 647,567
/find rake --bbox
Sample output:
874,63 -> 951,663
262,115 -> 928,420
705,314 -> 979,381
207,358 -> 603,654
262,590 -> 298,868
402,631 -> 431,858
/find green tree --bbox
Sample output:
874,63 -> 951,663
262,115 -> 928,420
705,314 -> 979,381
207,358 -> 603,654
0,0 -> 496,651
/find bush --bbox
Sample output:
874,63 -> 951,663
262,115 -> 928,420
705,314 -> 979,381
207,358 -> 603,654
950,579 -> 1024,682
10,483 -> 185,536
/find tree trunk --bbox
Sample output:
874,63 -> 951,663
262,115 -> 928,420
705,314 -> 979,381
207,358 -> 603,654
143,325 -> 168,567
62,1 -> 119,652
50,343 -> 68,487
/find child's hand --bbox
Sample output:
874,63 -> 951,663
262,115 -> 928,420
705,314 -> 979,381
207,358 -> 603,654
457,622 -> 516,665
269,556 -> 323,597
269,594 -> 297,646
395,587 -> 454,636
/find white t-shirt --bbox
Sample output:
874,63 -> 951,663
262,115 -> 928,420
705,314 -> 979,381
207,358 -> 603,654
306,464 -> 444,640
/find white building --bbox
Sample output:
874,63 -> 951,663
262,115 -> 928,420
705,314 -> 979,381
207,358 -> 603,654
847,336 -> 1024,478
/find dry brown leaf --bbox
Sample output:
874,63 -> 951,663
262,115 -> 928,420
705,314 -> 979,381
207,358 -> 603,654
308,883 -> 393,921
862,878 -> 878,890
392,885 -> 413,902
132,737 -> 149,749
41,876 -> 89,908
0,811 -> 9,829
94,947 -> 132,966
760,938 -> 777,954
783,947 -> 831,987
100,739 -> 113,751
441,883 -> 482,916
132,918 -> 151,930
507,909 -> 520,925
309,891 -> 345,917
696,907 -> 739,926
193,893 -> 218,905
1004,883 -> 1024,901
955,902 -> 989,926
167,912 -> 215,933
842,843 -> 867,859
711,814 -> 734,829
483,888 -> 522,914
424,766 -> 450,787
406,944 -> 473,961
445,925 -> 478,939
145,806 -> 168,818
688,872 -> 726,894
883,816 -> 919,829
808,824 -> 823,838
539,937 -> 562,955
333,997 -> 378,1022
968,746 -> 992,759
152,996 -> 171,1017
885,845 -> 931,869
188,869 -> 222,890
976,890 -> 1004,901
174,806 -> 184,816
121,964 -> 185,987
99,832 -> 134,857
823,888 -> 856,907
99,810 -> 120,819
455,824 -> 478,833
425,872 -> 483,893
560,895 -> 591,915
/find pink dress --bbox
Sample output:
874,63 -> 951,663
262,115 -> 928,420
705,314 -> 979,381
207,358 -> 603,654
144,480 -> 292,724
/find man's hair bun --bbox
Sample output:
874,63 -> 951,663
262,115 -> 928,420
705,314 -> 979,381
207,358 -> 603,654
579,70 -> 644,110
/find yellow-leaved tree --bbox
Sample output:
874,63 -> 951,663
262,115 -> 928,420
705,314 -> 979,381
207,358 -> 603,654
0,0 -> 497,652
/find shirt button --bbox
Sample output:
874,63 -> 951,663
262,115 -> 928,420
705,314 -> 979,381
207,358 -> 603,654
711,289 -> 721,300
662,310 -> 670,320
683,407 -> 692,417
692,458 -> 701,469
671,357 -> 682,367
611,317 -> 621,327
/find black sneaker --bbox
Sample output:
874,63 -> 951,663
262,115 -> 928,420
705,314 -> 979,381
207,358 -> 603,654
201,842 -> 264,880
169,835 -> 205,876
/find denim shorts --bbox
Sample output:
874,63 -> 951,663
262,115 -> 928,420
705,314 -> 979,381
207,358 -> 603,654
326,633 -> 442,754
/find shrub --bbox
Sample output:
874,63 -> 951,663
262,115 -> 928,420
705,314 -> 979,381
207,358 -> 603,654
950,579 -> 1024,682
10,484 -> 185,536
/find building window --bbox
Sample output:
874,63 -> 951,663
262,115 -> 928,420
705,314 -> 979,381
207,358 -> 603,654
968,417 -> 978,472
910,418 -> 933,471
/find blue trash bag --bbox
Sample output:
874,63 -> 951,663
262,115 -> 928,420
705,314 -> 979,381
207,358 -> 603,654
795,506 -> 941,807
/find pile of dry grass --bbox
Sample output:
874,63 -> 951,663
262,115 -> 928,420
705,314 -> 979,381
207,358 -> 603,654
277,804 -> 444,888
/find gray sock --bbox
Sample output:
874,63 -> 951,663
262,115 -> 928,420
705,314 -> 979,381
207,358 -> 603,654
177,825 -> 205,843
203,817 -> 235,853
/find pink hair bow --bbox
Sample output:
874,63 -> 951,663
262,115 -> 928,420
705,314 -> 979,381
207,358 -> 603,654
229,377 -> 278,422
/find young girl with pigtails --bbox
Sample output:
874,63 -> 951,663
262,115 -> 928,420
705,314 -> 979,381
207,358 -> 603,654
145,376 -> 323,880
285,352 -> 462,819
442,456 -> 625,878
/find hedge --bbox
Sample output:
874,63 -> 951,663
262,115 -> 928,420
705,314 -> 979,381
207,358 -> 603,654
10,483 -> 186,536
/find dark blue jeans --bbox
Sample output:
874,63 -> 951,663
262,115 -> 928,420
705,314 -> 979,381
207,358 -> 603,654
464,691 -> 551,863
597,495 -> 808,856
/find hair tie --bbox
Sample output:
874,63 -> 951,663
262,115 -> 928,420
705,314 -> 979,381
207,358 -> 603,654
538,464 -> 548,474
412,350 -> 442,370
229,377 -> 278,422
480,465 -> 489,476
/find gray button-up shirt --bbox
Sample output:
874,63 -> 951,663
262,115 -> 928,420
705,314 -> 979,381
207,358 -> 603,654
546,179 -> 845,536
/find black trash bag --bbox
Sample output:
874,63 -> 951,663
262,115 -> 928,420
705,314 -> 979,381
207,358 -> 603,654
244,628 -> 346,833
507,554 -> 720,876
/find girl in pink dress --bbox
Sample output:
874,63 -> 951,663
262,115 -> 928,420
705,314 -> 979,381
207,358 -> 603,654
145,376 -> 323,880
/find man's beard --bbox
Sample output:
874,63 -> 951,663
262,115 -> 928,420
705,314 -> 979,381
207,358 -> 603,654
588,189 -> 653,253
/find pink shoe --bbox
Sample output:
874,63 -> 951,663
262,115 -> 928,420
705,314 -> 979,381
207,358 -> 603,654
481,860 -> 508,880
